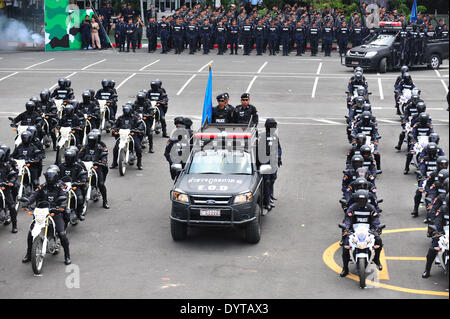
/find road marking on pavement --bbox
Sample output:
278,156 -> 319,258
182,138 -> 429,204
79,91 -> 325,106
24,58 -> 54,70
81,58 -> 107,70
377,119 -> 398,124
257,61 -> 268,74
48,72 -> 77,90
323,227 -> 449,296
434,69 -> 441,77
139,59 -> 160,71
311,77 -> 319,98
378,78 -> 384,100
177,74 -> 197,95
198,60 -> 213,72
116,73 -> 137,90
314,119 -> 341,125
246,76 -> 258,93
440,80 -> 448,92
316,62 -> 323,75
0,72 -> 19,82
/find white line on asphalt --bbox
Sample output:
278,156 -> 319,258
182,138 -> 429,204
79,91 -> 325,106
0,72 -> 19,82
198,60 -> 213,72
257,61 -> 268,74
81,59 -> 107,70
377,119 -> 398,124
316,62 -> 323,75
246,76 -> 258,93
434,69 -> 441,77
24,58 -> 54,70
116,73 -> 137,90
176,74 -> 197,96
49,72 -> 78,90
314,119 -> 341,125
378,78 -> 384,100
311,77 -> 319,98
441,80 -> 449,92
139,59 -> 160,71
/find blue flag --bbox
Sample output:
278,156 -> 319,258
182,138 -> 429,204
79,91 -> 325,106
201,65 -> 213,126
410,0 -> 417,23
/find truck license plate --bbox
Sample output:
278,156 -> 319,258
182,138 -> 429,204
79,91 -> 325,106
352,61 -> 359,65
200,209 -> 221,217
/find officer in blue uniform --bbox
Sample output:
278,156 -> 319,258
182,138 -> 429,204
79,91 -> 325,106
172,18 -> 184,54
308,22 -> 320,56
322,21 -> 334,57
294,20 -> 306,56
200,19 -> 212,54
228,20 -> 240,55
115,16 -> 126,52
125,18 -> 136,52
267,21 -> 279,56
280,21 -> 291,56
146,17 -> 158,53
337,21 -> 349,57
158,16 -> 170,54
254,20 -> 265,55
241,19 -> 253,55
186,20 -> 198,54
215,21 -> 227,55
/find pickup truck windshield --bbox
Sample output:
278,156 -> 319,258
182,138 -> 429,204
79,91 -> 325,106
369,34 -> 395,46
188,149 -> 253,175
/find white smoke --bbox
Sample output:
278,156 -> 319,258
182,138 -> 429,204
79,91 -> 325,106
0,14 -> 44,45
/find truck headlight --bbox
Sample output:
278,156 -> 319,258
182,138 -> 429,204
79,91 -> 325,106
172,191 -> 189,204
365,51 -> 377,58
346,50 -> 351,56
234,192 -> 253,205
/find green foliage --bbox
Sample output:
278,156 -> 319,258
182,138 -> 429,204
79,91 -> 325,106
417,5 -> 427,14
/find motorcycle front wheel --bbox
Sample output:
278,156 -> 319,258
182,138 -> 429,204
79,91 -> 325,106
31,237 -> 45,275
119,148 -> 127,176
358,258 -> 367,289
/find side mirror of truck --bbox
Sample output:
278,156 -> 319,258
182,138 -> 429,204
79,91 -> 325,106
259,164 -> 273,175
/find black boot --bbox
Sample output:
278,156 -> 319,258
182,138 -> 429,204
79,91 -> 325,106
137,157 -> 143,170
103,201 -> 110,209
422,249 -> 436,278
340,250 -> 350,277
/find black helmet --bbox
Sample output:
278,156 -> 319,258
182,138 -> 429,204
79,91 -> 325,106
351,155 -> 364,169
416,101 -> 426,114
354,177 -> 369,190
101,79 -> 109,89
360,145 -> 372,158
0,149 -> 6,163
354,66 -> 363,74
150,81 -> 159,91
411,94 -> 420,105
174,116 -> 185,126
64,148 -> 77,165
355,96 -> 365,108
362,103 -> 372,112
91,129 -> 102,142
418,112 -> 429,126
109,80 -> 116,89
82,91 -> 91,103
401,65 -> 409,74
63,104 -> 74,117
437,156 -> 449,170
265,118 -> 277,129
64,78 -> 71,88
88,88 -> 95,100
140,89 -> 148,97
30,96 -> 39,105
437,169 -> 449,185
355,133 -> 367,147
429,133 -> 440,145
21,131 -> 32,146
403,73 -> 412,84
26,126 -> 37,140
354,71 -> 363,82
183,118 -> 193,129
0,144 -> 11,159
136,92 -> 146,104
87,132 -> 97,147
44,168 -> 59,187
25,101 -> 36,113
354,189 -> 369,209
122,104 -> 132,116
361,111 -> 372,125
58,78 -> 65,87
40,89 -> 50,102
426,142 -> 438,157
356,88 -> 366,97
155,78 -> 162,88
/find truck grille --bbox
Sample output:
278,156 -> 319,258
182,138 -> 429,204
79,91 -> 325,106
190,195 -> 232,206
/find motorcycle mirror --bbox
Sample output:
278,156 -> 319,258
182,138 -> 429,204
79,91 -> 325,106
376,198 -> 383,204
378,224 -> 386,230
55,196 -> 67,204
339,199 -> 347,205
19,197 -> 29,203
171,164 -> 182,172
338,223 -> 346,229
8,117 -> 14,121
428,225 -> 437,231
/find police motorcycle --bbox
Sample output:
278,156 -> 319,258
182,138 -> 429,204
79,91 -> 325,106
60,176 -> 85,226
412,136 -> 430,169
0,182 -> 12,226
148,99 -> 162,135
20,199 -> 65,275
40,114 -> 54,149
339,223 -> 386,288
397,88 -> 420,117
8,118 -> 33,148
113,128 -> 137,176
79,109 -> 97,146
429,224 -> 449,277
98,99 -> 114,134
82,160 -> 101,206
55,126 -> 78,165
13,159 -> 33,211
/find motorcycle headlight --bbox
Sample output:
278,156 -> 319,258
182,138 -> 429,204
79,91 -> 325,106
171,191 -> 189,204
35,215 -> 45,224
365,51 -> 377,58
234,192 -> 253,205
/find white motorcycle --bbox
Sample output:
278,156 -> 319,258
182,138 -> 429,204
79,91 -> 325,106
412,136 -> 430,168
14,159 -> 33,211
55,126 -> 77,164
339,223 -> 385,289
398,88 -> 420,117
0,183 -> 12,226
116,129 -> 136,176
150,101 -> 162,135
8,118 -> 33,147
82,161 -> 100,206
54,98 -> 65,119
98,99 -> 113,133
21,199 -> 66,275
430,224 -> 449,277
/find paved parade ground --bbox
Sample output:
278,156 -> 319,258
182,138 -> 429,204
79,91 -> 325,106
0,49 -> 448,299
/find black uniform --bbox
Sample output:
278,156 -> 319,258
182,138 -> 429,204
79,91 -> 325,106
233,104 -> 258,126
